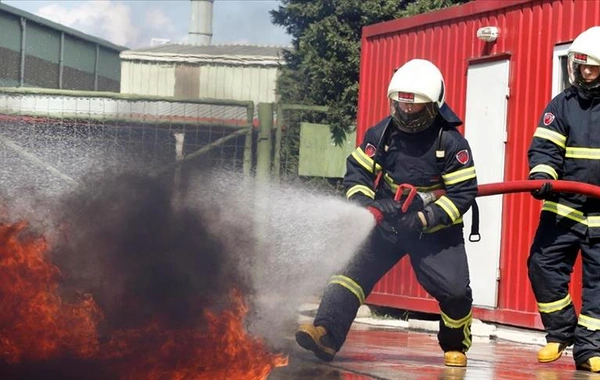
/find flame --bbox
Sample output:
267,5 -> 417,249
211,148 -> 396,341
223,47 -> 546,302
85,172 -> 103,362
0,221 -> 288,379
0,221 -> 101,364
102,289 -> 288,380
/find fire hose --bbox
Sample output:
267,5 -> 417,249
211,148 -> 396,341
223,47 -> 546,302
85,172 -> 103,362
476,180 -> 600,199
393,180 -> 600,241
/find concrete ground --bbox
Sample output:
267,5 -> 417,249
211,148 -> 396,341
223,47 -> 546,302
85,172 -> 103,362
268,305 -> 600,380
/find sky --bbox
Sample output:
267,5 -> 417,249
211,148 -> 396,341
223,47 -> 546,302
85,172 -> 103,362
3,0 -> 292,49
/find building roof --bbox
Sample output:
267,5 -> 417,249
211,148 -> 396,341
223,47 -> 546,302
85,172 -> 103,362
127,43 -> 287,57
120,43 -> 290,66
363,0 -> 533,38
0,2 -> 128,52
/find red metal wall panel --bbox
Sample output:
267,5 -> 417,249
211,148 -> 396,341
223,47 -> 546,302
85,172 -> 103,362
358,0 -> 595,329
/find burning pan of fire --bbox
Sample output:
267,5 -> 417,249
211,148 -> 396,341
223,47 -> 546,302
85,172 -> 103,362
0,173 -> 288,379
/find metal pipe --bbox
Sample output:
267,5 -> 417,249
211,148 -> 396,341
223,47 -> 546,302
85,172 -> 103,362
272,103 -> 283,181
242,103 -> 254,177
172,132 -> 186,194
149,127 -> 250,177
189,0 -> 214,46
19,17 -> 26,87
94,44 -> 99,91
59,32 -> 64,89
243,130 -> 252,177
256,103 -> 273,183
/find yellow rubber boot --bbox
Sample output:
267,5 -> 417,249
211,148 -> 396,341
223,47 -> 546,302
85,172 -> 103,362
537,342 -> 567,363
442,367 -> 467,380
577,357 -> 600,372
444,351 -> 467,367
295,324 -> 337,362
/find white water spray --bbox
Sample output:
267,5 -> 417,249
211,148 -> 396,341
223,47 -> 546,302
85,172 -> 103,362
187,173 -> 376,346
0,121 -> 375,349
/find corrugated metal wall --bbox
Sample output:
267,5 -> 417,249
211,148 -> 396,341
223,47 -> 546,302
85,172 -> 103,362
121,61 -> 176,97
0,4 -> 123,91
0,9 -> 23,87
120,61 -> 279,105
358,0 -> 597,329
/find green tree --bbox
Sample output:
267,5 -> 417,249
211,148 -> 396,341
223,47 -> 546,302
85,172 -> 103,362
271,0 -> 469,144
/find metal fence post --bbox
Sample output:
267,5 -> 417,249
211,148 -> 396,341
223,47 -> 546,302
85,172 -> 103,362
256,102 -> 273,182
254,102 -> 274,281
243,104 -> 254,177
273,103 -> 283,183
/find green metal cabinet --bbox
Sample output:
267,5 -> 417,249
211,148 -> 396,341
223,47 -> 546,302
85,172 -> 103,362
298,122 -> 356,178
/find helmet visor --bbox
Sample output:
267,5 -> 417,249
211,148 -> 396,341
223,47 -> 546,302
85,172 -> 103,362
568,52 -> 600,90
390,99 -> 438,133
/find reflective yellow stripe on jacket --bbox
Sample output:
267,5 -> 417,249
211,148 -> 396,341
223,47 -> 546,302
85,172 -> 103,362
533,127 -> 567,149
351,147 -> 382,173
529,164 -> 558,180
424,194 -> 464,232
442,166 -> 476,186
435,196 -> 461,223
346,185 -> 375,200
566,147 -> 600,160
542,201 -> 600,227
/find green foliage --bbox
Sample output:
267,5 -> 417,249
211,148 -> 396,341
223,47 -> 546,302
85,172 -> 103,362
400,0 -> 467,17
271,0 -> 469,144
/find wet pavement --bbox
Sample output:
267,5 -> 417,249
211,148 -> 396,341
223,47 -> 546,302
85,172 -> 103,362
269,325 -> 600,380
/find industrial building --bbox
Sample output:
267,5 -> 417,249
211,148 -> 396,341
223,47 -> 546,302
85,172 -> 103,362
0,2 -> 125,91
119,0 -> 284,107
120,44 -> 283,104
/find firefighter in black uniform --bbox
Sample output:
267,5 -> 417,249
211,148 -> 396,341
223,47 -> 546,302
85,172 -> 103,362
295,59 -> 478,367
528,26 -> 600,372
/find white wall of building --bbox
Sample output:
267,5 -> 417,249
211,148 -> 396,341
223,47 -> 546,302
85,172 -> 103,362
120,60 -> 279,104
121,61 -> 176,97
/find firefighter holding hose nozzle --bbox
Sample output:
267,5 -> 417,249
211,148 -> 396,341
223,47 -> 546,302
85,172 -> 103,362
295,59 -> 478,367
527,26 -> 600,372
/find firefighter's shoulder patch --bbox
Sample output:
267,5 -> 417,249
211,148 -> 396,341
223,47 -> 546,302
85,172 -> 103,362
455,149 -> 470,165
365,143 -> 377,158
543,112 -> 555,126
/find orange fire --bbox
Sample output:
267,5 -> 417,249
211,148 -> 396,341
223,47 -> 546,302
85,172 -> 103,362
0,221 -> 288,379
0,221 -> 101,364
102,289 -> 289,380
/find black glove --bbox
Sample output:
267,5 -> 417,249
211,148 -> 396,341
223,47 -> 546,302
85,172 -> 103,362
397,211 -> 427,233
531,182 -> 553,200
371,199 -> 401,219
529,174 -> 553,200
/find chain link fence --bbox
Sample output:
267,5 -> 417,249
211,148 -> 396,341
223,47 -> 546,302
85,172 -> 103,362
0,88 -> 254,197
0,86 -> 354,203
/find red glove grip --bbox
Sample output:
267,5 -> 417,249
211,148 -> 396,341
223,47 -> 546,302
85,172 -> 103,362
367,206 -> 383,225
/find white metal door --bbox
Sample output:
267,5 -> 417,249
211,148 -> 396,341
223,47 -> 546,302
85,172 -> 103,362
462,60 -> 509,308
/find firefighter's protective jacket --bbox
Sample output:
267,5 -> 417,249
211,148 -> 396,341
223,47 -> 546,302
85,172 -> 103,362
529,86 -> 600,238
344,106 -> 478,231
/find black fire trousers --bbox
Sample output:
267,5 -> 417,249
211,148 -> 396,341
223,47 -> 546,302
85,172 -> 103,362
528,213 -> 600,366
314,224 -> 473,353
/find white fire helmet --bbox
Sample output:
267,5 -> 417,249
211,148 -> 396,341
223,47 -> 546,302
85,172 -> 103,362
387,59 -> 445,133
568,26 -> 600,93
